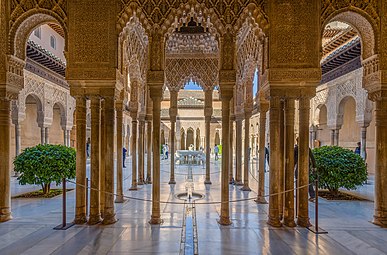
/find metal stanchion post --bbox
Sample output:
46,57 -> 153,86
307,177 -> 327,234
54,178 -> 74,230
85,177 -> 89,217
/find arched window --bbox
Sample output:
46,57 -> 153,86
50,35 -> 56,49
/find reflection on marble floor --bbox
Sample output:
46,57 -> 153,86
1,156 -> 386,255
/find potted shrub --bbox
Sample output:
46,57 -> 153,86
312,146 -> 367,197
13,144 -> 76,195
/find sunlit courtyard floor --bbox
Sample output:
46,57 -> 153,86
1,155 -> 386,255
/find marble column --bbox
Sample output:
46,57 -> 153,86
102,96 -> 117,225
129,112 -> 138,190
241,111 -> 252,191
235,117 -> 243,185
218,89 -> 232,225
268,96 -> 282,227
169,90 -> 178,185
283,98 -> 296,227
74,96 -> 87,224
297,97 -> 311,227
229,116 -> 234,184
88,96 -> 101,224
40,127 -> 45,144
279,101 -> 285,219
146,120 -> 152,183
138,118 -> 145,185
0,98 -> 12,222
15,123 -> 21,155
204,89 -> 213,184
373,96 -> 387,227
100,100 -> 106,217
149,88 -> 162,224
67,130 -> 71,147
360,126 -> 368,160
115,102 -> 124,202
255,104 -> 268,204
45,127 -> 50,144
63,128 -> 68,146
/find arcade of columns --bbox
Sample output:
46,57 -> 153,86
1,1 -> 387,228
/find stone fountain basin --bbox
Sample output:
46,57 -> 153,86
176,192 -> 204,201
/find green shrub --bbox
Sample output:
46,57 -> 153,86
312,146 -> 367,196
13,144 -> 76,194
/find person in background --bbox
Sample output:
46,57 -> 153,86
123,147 -> 127,168
165,144 -> 169,159
354,141 -> 361,155
214,144 -> 219,161
294,137 -> 316,202
86,137 -> 91,158
264,143 -> 270,172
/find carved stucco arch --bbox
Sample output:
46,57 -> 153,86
322,10 -> 378,60
9,11 -> 68,60
232,3 -> 269,35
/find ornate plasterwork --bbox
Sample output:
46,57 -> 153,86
312,68 -> 373,128
165,58 -> 218,91
117,1 -> 268,36
122,16 -> 149,85
235,19 -> 263,113
15,70 -> 75,129
166,33 -> 218,57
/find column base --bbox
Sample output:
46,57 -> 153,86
0,211 -> 12,222
114,196 -> 125,203
204,180 -> 212,185
267,217 -> 282,227
87,215 -> 102,225
240,186 -> 251,191
168,180 -> 176,185
149,216 -> 163,225
297,217 -> 311,227
74,214 -> 87,224
254,197 -> 268,204
217,216 -> 232,226
373,215 -> 387,228
129,186 -> 138,191
102,213 -> 117,225
138,180 -> 145,185
283,218 -> 297,227
235,181 -> 243,186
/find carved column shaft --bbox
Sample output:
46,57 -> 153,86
360,127 -> 367,160
40,127 -> 45,144
218,92 -> 232,225
138,119 -> 145,185
235,118 -> 243,185
88,97 -> 101,224
242,112 -> 252,191
15,123 -> 21,155
102,96 -> 117,224
146,120 -> 152,183
0,98 -> 12,222
169,90 -> 178,185
100,100 -> 106,216
256,106 -> 268,204
129,114 -> 138,190
149,91 -> 162,224
373,96 -> 387,227
268,96 -> 282,227
283,99 -> 296,227
204,90 -> 213,184
297,97 -> 311,227
74,96 -> 87,224
279,101 -> 285,219
45,127 -> 50,144
115,104 -> 124,202
229,117 -> 234,183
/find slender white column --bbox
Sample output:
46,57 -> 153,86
204,89 -> 213,184
74,96 -> 87,224
115,102 -> 124,202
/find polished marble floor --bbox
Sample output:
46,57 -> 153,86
1,155 -> 386,255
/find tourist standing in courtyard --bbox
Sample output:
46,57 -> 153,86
214,144 -> 219,161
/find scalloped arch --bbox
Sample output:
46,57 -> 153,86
9,10 -> 68,60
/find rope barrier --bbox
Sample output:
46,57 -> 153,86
65,178 -> 312,205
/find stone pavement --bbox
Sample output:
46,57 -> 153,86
1,156 -> 386,255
